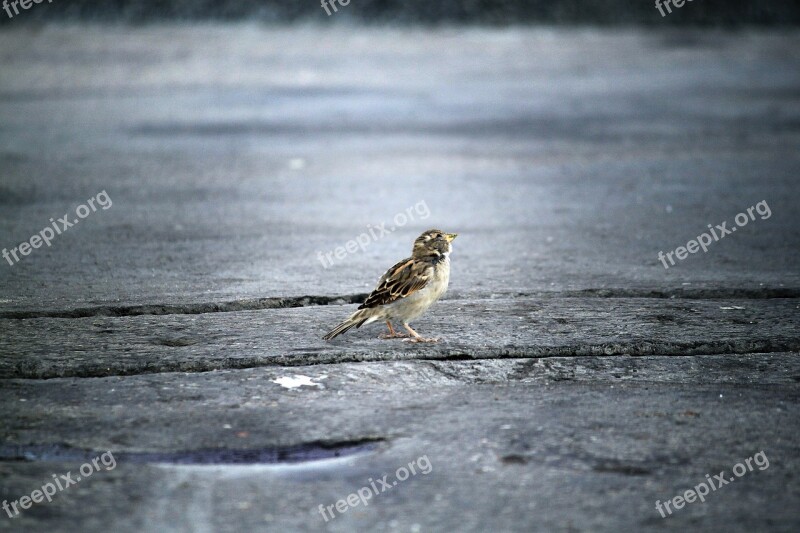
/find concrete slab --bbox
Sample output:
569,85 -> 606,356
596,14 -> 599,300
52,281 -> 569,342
1,356 -> 799,532
0,297 -> 799,379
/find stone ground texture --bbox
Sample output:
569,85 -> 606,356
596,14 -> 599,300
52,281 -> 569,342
0,25 -> 799,532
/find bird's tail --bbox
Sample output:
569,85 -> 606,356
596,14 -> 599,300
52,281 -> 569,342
322,308 -> 378,340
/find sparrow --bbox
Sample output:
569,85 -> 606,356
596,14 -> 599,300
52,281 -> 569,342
323,229 -> 457,343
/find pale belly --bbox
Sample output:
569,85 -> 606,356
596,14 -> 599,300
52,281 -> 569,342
383,260 -> 450,323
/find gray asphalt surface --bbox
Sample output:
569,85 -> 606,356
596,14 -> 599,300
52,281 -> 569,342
0,25 -> 799,532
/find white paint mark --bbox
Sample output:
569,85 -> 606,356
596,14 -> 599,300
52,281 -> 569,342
272,375 -> 323,389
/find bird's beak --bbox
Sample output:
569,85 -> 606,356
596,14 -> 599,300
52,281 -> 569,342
445,233 -> 458,242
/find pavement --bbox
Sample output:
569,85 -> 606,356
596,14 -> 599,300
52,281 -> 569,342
0,24 -> 799,532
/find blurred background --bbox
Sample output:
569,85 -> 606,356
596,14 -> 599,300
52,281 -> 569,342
1,0 -> 799,24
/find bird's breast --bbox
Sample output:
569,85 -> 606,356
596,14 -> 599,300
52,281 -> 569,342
430,259 -> 450,297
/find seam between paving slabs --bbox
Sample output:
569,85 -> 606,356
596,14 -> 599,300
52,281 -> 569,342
1,288 -> 798,320
2,340 -> 800,380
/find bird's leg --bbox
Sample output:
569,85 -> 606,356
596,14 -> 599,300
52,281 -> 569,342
402,323 -> 438,343
379,320 -> 408,339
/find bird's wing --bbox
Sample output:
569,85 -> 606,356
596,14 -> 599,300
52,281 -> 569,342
359,257 -> 433,309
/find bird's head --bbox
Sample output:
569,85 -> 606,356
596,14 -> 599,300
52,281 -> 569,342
412,229 -> 458,261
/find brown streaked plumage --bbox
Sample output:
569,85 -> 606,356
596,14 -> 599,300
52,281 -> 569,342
322,229 -> 457,343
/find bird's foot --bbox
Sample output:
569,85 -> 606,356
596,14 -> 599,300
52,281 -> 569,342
400,324 -> 437,343
379,332 -> 409,339
380,321 -> 409,339
403,336 -> 438,343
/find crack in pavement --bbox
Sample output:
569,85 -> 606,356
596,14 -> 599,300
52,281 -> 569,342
0,294 -> 370,320
4,338 -> 799,380
1,288 -> 798,320
0,438 -> 386,465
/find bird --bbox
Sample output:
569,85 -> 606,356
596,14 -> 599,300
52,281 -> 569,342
322,229 -> 457,343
